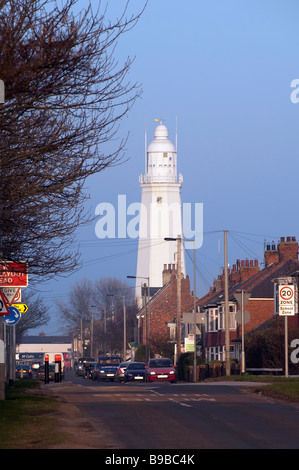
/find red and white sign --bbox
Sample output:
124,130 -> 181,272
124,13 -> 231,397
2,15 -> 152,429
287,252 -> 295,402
279,285 -> 295,316
1,287 -> 21,304
0,289 -> 10,316
0,262 -> 28,287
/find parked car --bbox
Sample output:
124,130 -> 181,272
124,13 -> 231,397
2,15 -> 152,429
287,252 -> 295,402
146,358 -> 177,383
124,362 -> 147,382
37,363 -> 55,381
97,356 -> 121,381
75,357 -> 95,376
15,364 -> 33,379
116,362 -> 131,381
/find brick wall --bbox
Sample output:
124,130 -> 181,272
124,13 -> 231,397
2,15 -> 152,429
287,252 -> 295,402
140,274 -> 194,355
244,298 -> 274,333
214,259 -> 260,291
265,236 -> 298,266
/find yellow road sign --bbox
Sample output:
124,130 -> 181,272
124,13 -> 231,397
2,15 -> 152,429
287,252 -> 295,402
11,303 -> 28,314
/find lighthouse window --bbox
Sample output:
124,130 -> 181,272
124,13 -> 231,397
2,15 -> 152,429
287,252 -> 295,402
163,152 -> 168,158
157,197 -> 162,203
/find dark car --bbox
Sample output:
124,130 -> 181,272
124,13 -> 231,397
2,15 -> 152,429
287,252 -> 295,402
116,362 -> 131,382
15,364 -> 33,379
124,362 -> 147,382
146,358 -> 177,383
97,356 -> 121,381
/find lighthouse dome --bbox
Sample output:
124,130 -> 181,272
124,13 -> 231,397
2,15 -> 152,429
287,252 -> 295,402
147,123 -> 176,153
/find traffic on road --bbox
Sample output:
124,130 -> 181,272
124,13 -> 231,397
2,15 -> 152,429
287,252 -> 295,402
73,356 -> 178,385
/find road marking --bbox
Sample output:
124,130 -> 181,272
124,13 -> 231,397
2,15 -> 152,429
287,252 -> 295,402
91,391 -> 217,403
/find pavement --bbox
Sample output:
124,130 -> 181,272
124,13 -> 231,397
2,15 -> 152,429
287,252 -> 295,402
39,380 -> 118,449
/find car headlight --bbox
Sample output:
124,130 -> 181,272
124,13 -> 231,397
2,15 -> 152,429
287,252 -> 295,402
170,371 -> 175,374
150,371 -> 156,375
100,370 -> 105,373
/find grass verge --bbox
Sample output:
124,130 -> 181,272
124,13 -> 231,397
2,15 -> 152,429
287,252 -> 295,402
204,374 -> 299,402
0,380 -> 67,449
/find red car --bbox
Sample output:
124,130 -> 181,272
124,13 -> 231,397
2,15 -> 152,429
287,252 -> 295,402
146,358 -> 177,383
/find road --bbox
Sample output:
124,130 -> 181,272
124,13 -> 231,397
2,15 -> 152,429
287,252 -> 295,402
47,370 -> 299,450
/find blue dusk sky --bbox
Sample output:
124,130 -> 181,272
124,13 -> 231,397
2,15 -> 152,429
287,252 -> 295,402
29,0 -> 299,334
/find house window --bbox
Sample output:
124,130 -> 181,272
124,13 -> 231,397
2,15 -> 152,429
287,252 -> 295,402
219,303 -> 236,329
229,304 -> 237,329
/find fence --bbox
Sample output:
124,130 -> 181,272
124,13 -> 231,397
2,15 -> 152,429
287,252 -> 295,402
188,362 -> 241,381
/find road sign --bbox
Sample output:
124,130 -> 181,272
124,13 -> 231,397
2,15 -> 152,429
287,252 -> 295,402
278,285 -> 295,316
234,291 -> 251,325
1,287 -> 21,304
3,306 -> 21,325
11,303 -> 28,314
235,310 -> 250,325
0,261 -> 28,287
234,292 -> 251,306
0,290 -> 9,316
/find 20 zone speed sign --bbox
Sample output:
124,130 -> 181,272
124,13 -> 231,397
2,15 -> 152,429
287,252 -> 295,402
279,285 -> 295,316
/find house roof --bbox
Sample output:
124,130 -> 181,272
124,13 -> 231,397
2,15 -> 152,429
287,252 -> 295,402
199,259 -> 299,309
20,336 -> 71,345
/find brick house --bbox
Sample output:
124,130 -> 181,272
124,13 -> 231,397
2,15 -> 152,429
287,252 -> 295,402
137,263 -> 195,359
137,236 -> 299,364
200,236 -> 299,363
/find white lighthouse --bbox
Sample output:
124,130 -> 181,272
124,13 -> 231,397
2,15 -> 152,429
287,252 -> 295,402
135,120 -> 186,304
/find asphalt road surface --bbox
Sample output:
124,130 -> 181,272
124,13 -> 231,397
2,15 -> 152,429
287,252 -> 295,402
46,371 -> 299,450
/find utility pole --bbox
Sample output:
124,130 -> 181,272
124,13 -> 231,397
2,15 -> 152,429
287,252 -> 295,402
164,236 -> 183,364
224,230 -> 231,376
127,275 -> 151,362
90,313 -> 94,358
177,235 -> 182,362
193,239 -> 197,382
143,283 -> 149,363
123,296 -> 126,362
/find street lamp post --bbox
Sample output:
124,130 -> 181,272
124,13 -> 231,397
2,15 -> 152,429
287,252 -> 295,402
224,230 -> 231,376
127,275 -> 150,362
165,236 -> 197,380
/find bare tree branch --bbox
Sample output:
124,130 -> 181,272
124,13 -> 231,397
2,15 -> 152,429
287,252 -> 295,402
0,0 -> 146,282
